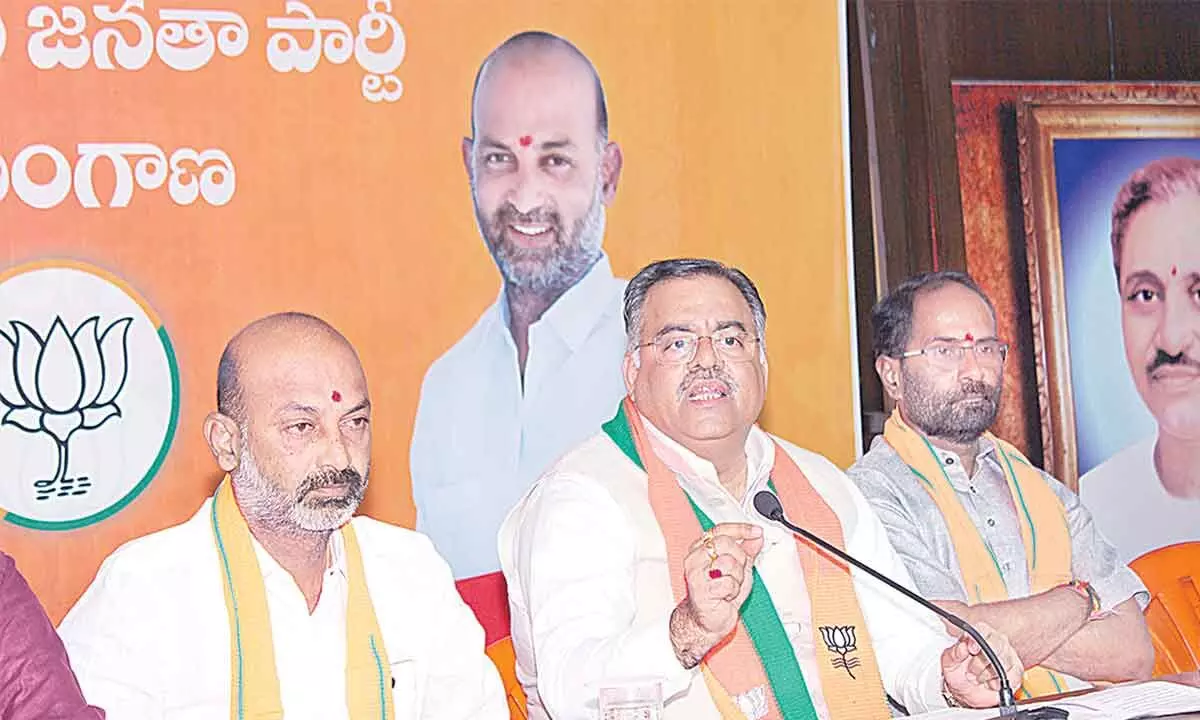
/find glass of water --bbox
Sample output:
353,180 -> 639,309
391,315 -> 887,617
599,679 -> 663,720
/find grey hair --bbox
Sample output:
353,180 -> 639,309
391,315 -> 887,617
623,258 -> 767,355
1111,157 -> 1200,278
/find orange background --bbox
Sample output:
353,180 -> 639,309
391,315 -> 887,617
0,0 -> 856,621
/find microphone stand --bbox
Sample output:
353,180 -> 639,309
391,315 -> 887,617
753,491 -> 1067,719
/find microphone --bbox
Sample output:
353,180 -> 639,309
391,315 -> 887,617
753,490 -> 1067,719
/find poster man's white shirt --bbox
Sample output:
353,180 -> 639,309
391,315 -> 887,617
410,255 -> 628,578
1081,436 -> 1200,564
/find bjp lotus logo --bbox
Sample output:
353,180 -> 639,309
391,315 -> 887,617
820,625 -> 861,678
0,316 -> 133,501
0,261 -> 178,531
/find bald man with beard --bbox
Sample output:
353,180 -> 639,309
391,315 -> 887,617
60,313 -> 506,720
410,31 -> 628,580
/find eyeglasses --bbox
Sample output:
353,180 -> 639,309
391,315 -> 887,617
638,328 -> 761,366
898,338 -> 1009,370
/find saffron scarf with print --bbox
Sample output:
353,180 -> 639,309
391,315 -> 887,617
882,410 -> 1071,698
603,399 -> 889,720
209,477 -> 395,720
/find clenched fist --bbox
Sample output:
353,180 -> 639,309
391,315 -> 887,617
668,523 -> 764,668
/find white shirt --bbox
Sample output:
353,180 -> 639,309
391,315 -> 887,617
58,501 -> 507,720
411,255 -> 628,578
499,418 -> 955,720
1081,436 -> 1200,564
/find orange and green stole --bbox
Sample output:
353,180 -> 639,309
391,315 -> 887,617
882,410 -> 1072,698
603,399 -> 890,720
209,477 -> 395,719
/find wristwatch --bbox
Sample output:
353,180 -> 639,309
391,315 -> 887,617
1063,579 -> 1102,620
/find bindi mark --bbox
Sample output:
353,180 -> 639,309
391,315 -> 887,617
331,390 -> 342,403
519,135 -> 533,147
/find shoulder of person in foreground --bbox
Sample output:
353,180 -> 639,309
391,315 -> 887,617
0,554 -> 105,720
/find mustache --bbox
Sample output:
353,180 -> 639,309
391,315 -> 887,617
676,366 -> 738,400
959,378 -> 993,395
1147,349 -> 1200,374
955,378 -> 999,403
493,203 -> 562,233
296,467 -> 363,498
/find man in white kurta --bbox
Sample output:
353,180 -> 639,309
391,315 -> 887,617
59,313 -> 505,720
60,501 -> 503,719
411,31 -> 628,579
500,259 -> 1022,720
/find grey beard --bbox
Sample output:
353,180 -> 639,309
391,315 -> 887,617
901,369 -> 1001,445
232,443 -> 367,534
474,181 -> 606,296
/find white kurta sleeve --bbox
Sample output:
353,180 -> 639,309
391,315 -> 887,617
57,556 -> 166,720
505,473 -> 696,720
401,533 -> 508,720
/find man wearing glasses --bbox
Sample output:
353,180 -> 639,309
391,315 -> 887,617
499,259 -> 1023,719
848,271 -> 1153,698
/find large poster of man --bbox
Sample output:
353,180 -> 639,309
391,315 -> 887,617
1016,87 -> 1200,563
1061,148 -> 1200,562
410,33 -> 627,580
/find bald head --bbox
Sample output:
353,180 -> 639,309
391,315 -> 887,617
216,312 -> 361,424
470,31 -> 608,143
207,312 -> 372,534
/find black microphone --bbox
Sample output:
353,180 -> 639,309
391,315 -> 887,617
753,490 -> 1067,719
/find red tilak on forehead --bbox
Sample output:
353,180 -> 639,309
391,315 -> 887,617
331,390 -> 342,402
519,135 -> 533,147
964,332 -> 974,342
1172,265 -> 1179,277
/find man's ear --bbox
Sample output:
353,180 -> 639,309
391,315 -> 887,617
622,350 -> 639,399
875,355 -> 903,402
461,137 -> 474,180
600,141 -> 623,204
203,412 -> 241,473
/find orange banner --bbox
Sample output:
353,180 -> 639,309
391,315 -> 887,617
0,0 -> 856,621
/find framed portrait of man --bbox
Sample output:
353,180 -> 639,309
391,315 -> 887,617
1016,84 -> 1200,562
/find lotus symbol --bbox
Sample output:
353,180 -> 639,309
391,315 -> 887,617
819,625 -> 861,678
0,316 -> 132,500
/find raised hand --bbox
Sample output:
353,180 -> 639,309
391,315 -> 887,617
668,523 -> 764,668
